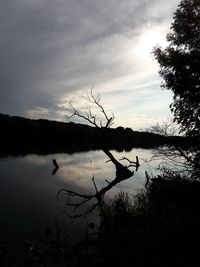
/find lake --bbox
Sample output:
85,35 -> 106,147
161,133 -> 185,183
0,148 -> 160,262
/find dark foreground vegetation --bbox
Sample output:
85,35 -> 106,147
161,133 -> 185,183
97,176 -> 200,267
64,175 -> 200,267
0,113 -> 170,155
65,175 -> 200,267
1,175 -> 200,267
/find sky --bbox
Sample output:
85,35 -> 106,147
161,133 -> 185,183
0,0 -> 181,130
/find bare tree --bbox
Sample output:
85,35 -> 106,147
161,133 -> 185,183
57,89 -> 140,217
147,120 -> 200,180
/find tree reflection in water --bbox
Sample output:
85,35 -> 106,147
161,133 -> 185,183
57,147 -> 140,217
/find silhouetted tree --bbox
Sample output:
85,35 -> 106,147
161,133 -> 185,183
153,0 -> 200,179
153,0 -> 200,137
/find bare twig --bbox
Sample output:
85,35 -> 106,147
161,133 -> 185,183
119,156 -> 140,171
67,102 -> 99,128
67,89 -> 114,129
148,120 -> 200,178
92,176 -> 99,194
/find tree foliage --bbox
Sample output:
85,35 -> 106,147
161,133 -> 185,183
154,0 -> 200,137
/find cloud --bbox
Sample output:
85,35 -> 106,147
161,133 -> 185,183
0,0 -> 180,128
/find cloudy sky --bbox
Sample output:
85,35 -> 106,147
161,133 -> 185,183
0,0 -> 180,129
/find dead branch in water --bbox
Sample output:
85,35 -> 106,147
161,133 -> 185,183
57,89 -> 140,217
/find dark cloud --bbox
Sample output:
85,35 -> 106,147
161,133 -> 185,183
0,0 -> 179,119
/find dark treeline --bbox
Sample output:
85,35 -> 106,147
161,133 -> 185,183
0,113 -> 182,155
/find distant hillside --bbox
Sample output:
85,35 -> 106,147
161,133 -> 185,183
0,113 -> 169,155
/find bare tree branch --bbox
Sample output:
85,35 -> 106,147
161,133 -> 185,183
57,149 -> 140,218
147,120 -> 200,178
57,89 -> 141,217
67,102 -> 99,128
119,156 -> 140,171
67,89 -> 114,129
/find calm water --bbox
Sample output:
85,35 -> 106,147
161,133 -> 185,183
0,148 -> 159,256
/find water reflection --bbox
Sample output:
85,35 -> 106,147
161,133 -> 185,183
0,148 -> 159,262
57,148 -> 140,218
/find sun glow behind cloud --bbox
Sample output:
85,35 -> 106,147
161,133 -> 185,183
135,28 -> 168,57
24,23 -> 173,129
69,25 -> 172,129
